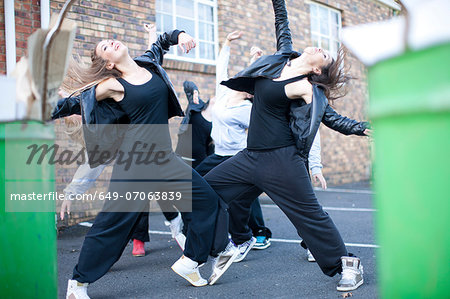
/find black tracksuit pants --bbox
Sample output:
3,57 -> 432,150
195,153 -> 272,244
204,146 -> 347,277
72,154 -> 224,283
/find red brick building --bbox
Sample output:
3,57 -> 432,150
1,0 -> 399,191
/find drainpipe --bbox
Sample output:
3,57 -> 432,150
41,0 -> 50,29
4,0 -> 16,75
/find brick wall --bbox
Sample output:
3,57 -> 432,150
0,1 -> 395,225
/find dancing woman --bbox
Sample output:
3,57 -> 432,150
204,0 -> 370,292
175,80 -> 214,169
59,26 -> 238,298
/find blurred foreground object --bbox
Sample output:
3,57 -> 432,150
28,14 -> 76,121
1,2 -> 76,298
342,0 -> 450,298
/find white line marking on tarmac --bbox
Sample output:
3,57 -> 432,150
313,187 -> 374,194
149,230 -> 171,235
261,204 -> 376,212
147,230 -> 380,248
271,238 -> 379,248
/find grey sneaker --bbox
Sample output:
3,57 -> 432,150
208,241 -> 239,285
234,237 -> 256,263
337,256 -> 364,291
306,248 -> 316,262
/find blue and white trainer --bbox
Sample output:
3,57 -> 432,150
234,237 -> 256,262
253,236 -> 271,250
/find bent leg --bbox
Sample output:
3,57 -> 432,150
130,212 -> 150,242
72,211 -> 144,283
258,146 -> 347,277
204,150 -> 262,245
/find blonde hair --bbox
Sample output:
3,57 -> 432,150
61,42 -> 122,95
63,115 -> 85,147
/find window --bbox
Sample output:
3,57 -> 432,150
309,2 -> 342,58
156,0 -> 218,65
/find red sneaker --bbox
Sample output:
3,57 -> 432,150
132,239 -> 145,257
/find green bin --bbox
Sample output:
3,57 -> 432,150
0,121 -> 57,298
369,43 -> 450,298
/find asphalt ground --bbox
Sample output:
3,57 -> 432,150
58,183 -> 377,299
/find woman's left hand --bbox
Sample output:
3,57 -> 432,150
364,129 -> 372,136
178,32 -> 196,54
312,173 -> 327,189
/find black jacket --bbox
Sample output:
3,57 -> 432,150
222,0 -> 368,159
52,30 -> 185,166
52,29 -> 185,121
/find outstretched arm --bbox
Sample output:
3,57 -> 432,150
144,23 -> 158,49
144,28 -> 196,65
52,95 -> 81,119
272,0 -> 293,53
216,31 -> 243,97
322,105 -> 370,136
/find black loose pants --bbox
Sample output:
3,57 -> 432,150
204,146 -> 347,277
72,154 -> 224,283
196,153 -> 271,244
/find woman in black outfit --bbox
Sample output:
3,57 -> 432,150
63,28 -> 238,299
176,80 -> 214,169
204,0 -> 370,292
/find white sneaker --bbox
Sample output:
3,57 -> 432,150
337,256 -> 364,291
208,241 -> 239,285
165,213 -> 183,238
306,248 -> 316,262
234,237 -> 256,263
171,255 -> 207,287
66,279 -> 90,299
174,233 -> 186,251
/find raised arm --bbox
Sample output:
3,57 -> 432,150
144,23 -> 158,49
216,31 -> 243,97
183,81 -> 200,105
272,0 -> 293,54
144,29 -> 196,65
249,46 -> 264,65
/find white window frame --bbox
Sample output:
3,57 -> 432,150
156,0 -> 218,65
309,2 -> 342,59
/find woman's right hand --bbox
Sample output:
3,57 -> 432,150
227,30 -> 243,42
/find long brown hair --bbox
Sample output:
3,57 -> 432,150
61,42 -> 122,95
307,47 -> 352,101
